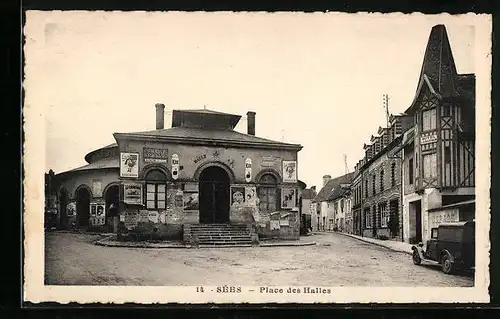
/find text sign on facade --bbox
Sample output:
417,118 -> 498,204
143,147 -> 168,163
428,209 -> 459,230
420,131 -> 438,144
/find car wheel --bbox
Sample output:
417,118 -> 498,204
441,254 -> 454,274
412,250 -> 422,265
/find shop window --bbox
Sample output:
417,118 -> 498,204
422,108 -> 437,132
423,153 -> 438,179
145,169 -> 167,210
258,174 -> 278,213
408,158 -> 414,184
391,162 -> 396,187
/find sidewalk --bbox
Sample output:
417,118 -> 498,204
338,232 -> 413,255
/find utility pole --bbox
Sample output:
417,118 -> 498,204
382,94 -> 390,128
344,154 -> 349,175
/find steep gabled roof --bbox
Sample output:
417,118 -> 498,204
301,189 -> 317,200
406,25 -> 466,113
312,172 -> 354,203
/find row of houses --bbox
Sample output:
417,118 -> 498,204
304,24 -> 476,244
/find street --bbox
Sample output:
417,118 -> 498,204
44,231 -> 474,287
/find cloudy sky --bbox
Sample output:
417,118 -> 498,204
25,12 -> 475,189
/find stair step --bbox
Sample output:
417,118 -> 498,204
198,241 -> 252,245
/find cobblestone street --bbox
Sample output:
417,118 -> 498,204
44,231 -> 473,287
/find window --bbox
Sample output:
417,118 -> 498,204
341,199 -> 344,213
442,103 -> 451,117
379,202 -> 388,228
380,170 -> 385,191
364,208 -> 372,228
391,162 -> 396,187
372,175 -> 376,196
258,174 -> 278,212
444,146 -> 451,164
145,169 -> 167,210
408,158 -> 414,184
423,153 -> 438,179
422,108 -> 437,131
365,180 -> 369,198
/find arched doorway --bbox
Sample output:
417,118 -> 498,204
104,184 -> 120,232
199,166 -> 230,224
75,187 -> 91,228
58,189 -> 69,229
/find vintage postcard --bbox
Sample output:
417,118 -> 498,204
23,11 -> 492,304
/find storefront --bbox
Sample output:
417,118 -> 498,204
55,104 -> 303,241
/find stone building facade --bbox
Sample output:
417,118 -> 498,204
54,105 -> 303,242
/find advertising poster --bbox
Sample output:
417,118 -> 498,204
92,181 -> 102,197
245,158 -> 252,182
143,147 -> 168,164
281,188 -> 296,209
123,183 -> 143,205
183,192 -> 199,211
231,186 -> 245,207
245,187 -> 258,206
120,152 -> 139,178
66,202 -> 76,216
171,153 -> 179,180
282,160 -> 297,182
270,220 -> 280,230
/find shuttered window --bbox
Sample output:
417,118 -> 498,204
258,174 -> 278,212
423,153 -> 438,179
145,169 -> 167,210
422,108 -> 437,131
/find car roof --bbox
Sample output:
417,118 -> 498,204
438,220 -> 475,227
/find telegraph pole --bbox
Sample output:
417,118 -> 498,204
382,94 -> 390,128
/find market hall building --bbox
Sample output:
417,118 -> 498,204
54,105 -> 303,243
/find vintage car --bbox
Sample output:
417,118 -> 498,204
411,220 -> 475,274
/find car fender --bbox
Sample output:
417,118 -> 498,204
440,249 -> 455,263
411,245 -> 425,259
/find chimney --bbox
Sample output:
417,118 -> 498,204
155,103 -> 165,130
247,111 -> 256,135
322,175 -> 331,187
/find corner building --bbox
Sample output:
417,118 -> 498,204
56,105 -> 303,242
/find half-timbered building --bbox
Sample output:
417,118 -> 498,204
400,24 -> 476,244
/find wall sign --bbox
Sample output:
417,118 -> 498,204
123,183 -> 143,205
281,188 -> 297,209
429,209 -> 459,230
282,161 -> 297,182
420,131 -> 438,144
261,156 -> 276,167
143,147 -> 168,163
193,154 -> 207,164
92,181 -> 102,197
120,152 -> 139,178
245,158 -> 252,182
171,154 -> 179,180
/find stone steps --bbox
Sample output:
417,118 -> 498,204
184,223 -> 254,247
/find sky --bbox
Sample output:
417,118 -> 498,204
25,12 -> 475,190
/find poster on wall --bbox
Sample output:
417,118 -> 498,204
245,187 -> 258,206
282,160 -> 297,182
231,186 -> 245,207
281,188 -> 297,209
144,147 -> 168,163
123,183 -> 143,205
183,192 -> 199,211
67,202 -> 76,216
171,153 -> 179,180
245,158 -> 252,182
270,220 -> 280,230
120,152 -> 139,178
92,181 -> 102,197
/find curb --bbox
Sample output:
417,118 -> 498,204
49,230 -> 115,236
337,232 -> 412,255
94,238 -> 316,249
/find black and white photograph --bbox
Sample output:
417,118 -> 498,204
23,11 -> 491,304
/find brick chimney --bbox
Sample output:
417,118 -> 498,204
322,175 -> 331,187
155,103 -> 165,130
247,111 -> 256,135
